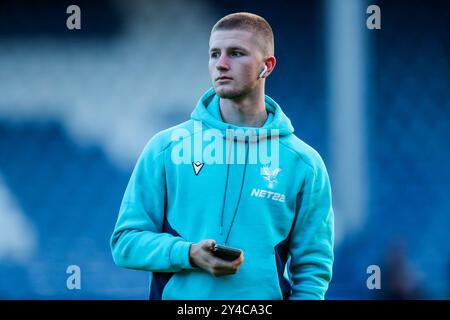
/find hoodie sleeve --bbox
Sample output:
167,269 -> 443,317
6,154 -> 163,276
288,156 -> 334,300
110,137 -> 195,272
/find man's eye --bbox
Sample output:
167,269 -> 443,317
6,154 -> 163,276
210,52 -> 219,58
231,51 -> 243,57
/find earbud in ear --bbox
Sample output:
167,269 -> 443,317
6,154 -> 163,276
258,65 -> 268,79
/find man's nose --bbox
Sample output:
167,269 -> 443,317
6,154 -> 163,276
216,55 -> 230,71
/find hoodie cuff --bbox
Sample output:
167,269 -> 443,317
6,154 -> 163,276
170,240 -> 195,270
289,288 -> 324,300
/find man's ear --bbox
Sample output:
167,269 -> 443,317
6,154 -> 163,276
261,56 -> 276,78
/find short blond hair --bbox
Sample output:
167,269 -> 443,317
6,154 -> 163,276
211,12 -> 274,56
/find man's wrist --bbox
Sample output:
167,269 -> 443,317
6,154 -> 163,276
189,243 -> 198,268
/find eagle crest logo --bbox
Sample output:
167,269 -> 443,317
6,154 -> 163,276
260,166 -> 282,189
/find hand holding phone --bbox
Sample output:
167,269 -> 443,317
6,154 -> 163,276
211,244 -> 243,262
189,240 -> 244,276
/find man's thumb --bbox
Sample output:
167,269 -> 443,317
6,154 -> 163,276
203,239 -> 216,249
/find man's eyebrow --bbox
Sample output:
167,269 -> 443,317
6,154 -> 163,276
228,46 -> 249,52
209,46 -> 249,52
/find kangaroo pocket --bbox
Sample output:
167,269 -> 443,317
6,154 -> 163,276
161,269 -> 217,300
161,252 -> 282,300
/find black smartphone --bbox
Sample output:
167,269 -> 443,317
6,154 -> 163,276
211,244 -> 243,261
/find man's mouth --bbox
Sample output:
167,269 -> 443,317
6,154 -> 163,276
216,76 -> 232,81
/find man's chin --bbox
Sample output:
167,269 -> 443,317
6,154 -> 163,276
214,86 -> 241,99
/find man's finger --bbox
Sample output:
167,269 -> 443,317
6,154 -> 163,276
201,239 -> 216,250
231,254 -> 244,267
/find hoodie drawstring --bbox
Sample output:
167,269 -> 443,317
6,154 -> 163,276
219,140 -> 232,235
219,139 -> 250,245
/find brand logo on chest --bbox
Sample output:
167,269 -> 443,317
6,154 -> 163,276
251,165 -> 285,202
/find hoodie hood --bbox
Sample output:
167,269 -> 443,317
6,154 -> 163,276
191,87 -> 295,137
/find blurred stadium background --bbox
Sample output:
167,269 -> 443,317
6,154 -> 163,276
0,0 -> 449,299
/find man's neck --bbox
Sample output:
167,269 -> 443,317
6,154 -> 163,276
219,91 -> 267,128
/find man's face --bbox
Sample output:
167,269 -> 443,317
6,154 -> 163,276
209,29 -> 264,99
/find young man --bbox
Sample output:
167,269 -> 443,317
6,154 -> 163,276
111,12 -> 334,300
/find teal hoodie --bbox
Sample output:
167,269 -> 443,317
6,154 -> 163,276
111,88 -> 334,300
